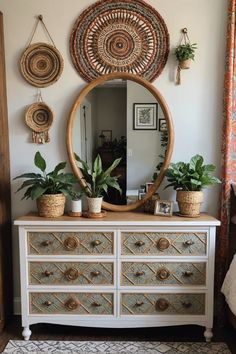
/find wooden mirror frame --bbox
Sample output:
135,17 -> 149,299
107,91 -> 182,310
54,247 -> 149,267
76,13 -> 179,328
67,72 -> 174,212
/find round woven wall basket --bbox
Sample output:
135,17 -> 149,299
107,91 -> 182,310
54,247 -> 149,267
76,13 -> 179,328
25,102 -> 54,133
20,42 -> 64,87
36,194 -> 66,218
70,0 -> 169,82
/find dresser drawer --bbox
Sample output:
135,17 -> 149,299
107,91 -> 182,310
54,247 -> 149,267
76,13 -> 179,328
121,262 -> 206,286
30,292 -> 114,315
29,262 -> 114,286
121,231 -> 207,256
28,231 -> 114,255
121,293 -> 205,315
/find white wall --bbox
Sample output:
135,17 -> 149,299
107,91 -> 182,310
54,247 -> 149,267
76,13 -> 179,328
0,0 -> 227,307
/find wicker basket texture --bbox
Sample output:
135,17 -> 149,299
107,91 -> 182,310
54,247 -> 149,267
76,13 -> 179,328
36,194 -> 65,217
176,191 -> 204,216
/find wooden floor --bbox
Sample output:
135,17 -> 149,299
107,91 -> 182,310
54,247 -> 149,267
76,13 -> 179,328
0,316 -> 236,353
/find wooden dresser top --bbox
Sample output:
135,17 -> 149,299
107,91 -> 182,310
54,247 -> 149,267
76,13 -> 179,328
14,212 -> 220,227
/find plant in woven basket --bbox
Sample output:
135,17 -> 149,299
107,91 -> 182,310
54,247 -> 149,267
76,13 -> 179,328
164,154 -> 221,217
75,153 -> 122,214
174,43 -> 197,67
14,151 -> 77,217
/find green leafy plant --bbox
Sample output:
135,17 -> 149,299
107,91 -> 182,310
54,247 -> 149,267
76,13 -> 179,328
165,154 -> 221,191
75,153 -> 122,198
174,43 -> 197,62
14,151 -> 77,200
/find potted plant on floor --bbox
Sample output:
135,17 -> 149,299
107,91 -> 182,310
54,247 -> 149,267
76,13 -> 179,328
14,151 -> 77,217
75,153 -> 122,214
165,154 -> 221,217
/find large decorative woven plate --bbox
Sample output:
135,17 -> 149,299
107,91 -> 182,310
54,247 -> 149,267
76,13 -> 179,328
20,42 -> 64,87
70,0 -> 169,82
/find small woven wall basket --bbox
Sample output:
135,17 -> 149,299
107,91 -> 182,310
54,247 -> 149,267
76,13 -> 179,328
176,191 -> 204,217
36,194 -> 66,218
25,102 -> 54,132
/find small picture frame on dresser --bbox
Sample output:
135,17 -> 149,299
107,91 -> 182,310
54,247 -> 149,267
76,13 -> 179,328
154,200 -> 173,216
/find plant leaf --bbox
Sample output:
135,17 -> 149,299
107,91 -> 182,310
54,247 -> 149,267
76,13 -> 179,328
34,151 -> 46,172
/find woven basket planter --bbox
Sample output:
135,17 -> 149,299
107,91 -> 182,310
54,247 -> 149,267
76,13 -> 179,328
176,191 -> 204,217
36,193 -> 66,217
179,59 -> 191,69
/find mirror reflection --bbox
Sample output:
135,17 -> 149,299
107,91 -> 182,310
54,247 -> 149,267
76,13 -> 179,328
72,79 -> 168,205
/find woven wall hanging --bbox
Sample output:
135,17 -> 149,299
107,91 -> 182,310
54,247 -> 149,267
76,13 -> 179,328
25,92 -> 54,144
20,15 -> 64,87
70,0 -> 169,82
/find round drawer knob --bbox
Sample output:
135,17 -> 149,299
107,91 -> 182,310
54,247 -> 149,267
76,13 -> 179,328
92,240 -> 102,246
135,240 -> 145,247
43,301 -> 52,307
43,270 -> 53,277
182,302 -> 192,308
157,268 -> 170,280
156,298 -> 169,311
65,298 -> 79,311
156,238 -> 170,251
91,271 -> 100,277
65,268 -> 79,281
135,301 -> 144,307
92,302 -> 101,307
135,271 -> 145,277
183,271 -> 193,277
64,236 -> 79,251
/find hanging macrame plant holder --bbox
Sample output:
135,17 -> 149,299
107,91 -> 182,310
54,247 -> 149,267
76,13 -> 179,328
176,28 -> 192,85
20,15 -> 64,87
25,90 -> 54,144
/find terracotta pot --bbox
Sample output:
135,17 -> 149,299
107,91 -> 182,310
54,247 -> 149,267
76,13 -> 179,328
87,196 -> 103,214
176,191 -> 204,217
36,193 -> 66,217
179,59 -> 191,69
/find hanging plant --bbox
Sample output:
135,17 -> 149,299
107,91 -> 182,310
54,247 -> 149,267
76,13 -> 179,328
175,28 -> 197,85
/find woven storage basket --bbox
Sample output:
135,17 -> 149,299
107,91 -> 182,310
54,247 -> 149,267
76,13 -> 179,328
36,194 -> 66,217
176,191 -> 204,217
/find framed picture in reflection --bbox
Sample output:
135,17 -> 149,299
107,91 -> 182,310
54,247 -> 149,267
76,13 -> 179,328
133,103 -> 157,130
159,119 -> 167,132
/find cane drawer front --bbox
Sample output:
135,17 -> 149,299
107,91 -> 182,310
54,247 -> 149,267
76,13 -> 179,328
121,231 -> 207,256
28,231 -> 114,255
121,262 -> 206,286
30,292 -> 114,315
29,262 -> 114,286
121,293 -> 205,315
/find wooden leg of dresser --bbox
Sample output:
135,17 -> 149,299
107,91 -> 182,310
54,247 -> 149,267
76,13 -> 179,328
204,327 -> 213,342
22,326 -> 32,341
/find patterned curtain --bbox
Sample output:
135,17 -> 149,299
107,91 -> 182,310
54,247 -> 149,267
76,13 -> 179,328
217,0 -> 236,318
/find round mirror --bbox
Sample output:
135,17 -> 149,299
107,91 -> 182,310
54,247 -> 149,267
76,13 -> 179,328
67,72 -> 174,212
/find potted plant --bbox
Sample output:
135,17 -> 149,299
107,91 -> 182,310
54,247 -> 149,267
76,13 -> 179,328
165,154 -> 221,217
75,153 -> 122,214
68,189 -> 83,216
14,151 -> 77,218
174,42 -> 197,69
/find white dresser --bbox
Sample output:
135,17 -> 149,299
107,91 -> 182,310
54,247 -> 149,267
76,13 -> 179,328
14,212 -> 220,341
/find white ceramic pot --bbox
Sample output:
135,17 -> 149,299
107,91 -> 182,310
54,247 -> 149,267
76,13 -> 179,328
71,199 -> 82,213
87,196 -> 103,214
